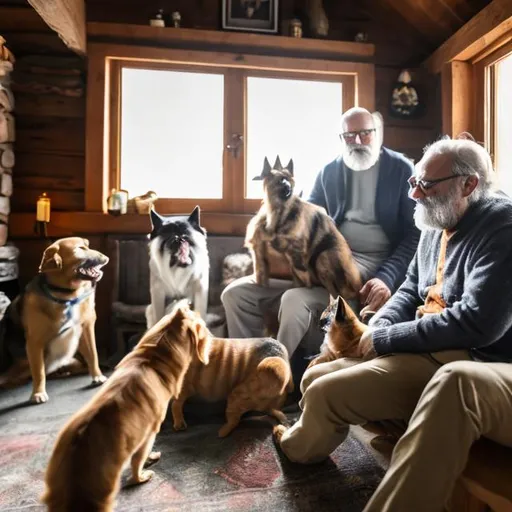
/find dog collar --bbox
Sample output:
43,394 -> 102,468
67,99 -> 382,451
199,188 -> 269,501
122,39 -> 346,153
43,281 -> 78,295
37,274 -> 96,328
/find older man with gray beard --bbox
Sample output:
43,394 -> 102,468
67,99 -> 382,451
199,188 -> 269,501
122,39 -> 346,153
276,136 -> 512,512
222,107 -> 419,363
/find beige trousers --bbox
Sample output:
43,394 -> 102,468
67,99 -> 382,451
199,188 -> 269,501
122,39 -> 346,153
279,352 -> 512,512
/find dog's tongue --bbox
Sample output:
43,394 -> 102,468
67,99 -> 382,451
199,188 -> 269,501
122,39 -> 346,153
177,240 -> 191,264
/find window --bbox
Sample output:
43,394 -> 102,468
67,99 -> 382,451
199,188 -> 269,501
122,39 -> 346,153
476,41 -> 512,196
87,43 -> 373,217
120,67 -> 225,199
246,76 -> 343,199
493,52 -> 512,195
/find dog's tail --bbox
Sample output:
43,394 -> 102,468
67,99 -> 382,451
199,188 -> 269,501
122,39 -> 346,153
41,402 -> 124,512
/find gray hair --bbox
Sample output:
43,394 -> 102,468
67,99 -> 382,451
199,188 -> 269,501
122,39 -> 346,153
422,136 -> 495,202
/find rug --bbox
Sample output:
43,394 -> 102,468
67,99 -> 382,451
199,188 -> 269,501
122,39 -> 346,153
0,375 -> 386,511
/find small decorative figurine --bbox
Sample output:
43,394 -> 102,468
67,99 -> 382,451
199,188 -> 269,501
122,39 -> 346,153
289,19 -> 303,38
354,32 -> 368,43
171,11 -> 182,28
390,69 -> 421,119
149,9 -> 165,27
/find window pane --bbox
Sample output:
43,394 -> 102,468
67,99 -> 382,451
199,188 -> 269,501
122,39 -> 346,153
495,53 -> 512,196
120,68 -> 224,198
246,76 -> 343,199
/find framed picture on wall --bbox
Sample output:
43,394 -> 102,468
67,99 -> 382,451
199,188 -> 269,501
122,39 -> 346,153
222,0 -> 279,34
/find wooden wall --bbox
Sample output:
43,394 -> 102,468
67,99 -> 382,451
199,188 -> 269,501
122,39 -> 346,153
0,0 -> 441,351
1,4 -> 86,213
1,0 -> 442,220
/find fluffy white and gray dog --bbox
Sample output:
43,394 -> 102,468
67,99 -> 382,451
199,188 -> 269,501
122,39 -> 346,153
146,206 -> 209,329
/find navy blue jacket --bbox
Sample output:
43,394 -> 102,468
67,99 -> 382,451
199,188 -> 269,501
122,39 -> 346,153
308,147 -> 420,292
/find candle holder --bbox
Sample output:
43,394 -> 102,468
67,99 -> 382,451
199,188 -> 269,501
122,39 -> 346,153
35,192 -> 51,238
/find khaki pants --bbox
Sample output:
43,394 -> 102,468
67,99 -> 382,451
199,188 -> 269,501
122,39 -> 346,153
279,352 -> 512,512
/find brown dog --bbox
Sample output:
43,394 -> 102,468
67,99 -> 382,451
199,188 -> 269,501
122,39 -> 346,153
171,335 -> 293,437
0,237 -> 108,403
245,156 -> 362,300
307,295 -> 368,368
42,301 -> 211,512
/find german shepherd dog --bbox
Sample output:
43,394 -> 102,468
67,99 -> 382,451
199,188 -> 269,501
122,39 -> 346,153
42,301 -> 211,512
146,206 -> 209,329
308,295 -> 368,368
245,156 -> 362,300
171,335 -> 293,437
0,237 -> 108,404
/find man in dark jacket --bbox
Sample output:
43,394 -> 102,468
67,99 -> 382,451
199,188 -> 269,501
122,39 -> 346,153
222,107 -> 419,359
276,136 -> 512,512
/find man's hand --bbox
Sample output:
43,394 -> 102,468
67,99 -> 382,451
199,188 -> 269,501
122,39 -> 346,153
359,278 -> 391,318
359,329 -> 378,360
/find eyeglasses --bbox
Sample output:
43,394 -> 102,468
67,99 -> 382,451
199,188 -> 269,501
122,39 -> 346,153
340,128 -> 376,144
408,174 -> 461,193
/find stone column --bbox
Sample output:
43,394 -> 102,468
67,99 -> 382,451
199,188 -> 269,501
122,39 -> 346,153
0,36 -> 20,313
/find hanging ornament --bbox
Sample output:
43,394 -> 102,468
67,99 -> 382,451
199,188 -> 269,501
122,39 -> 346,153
390,70 -> 421,119
35,192 -> 51,238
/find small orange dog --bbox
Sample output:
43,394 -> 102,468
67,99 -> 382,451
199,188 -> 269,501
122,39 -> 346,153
307,295 -> 368,368
274,296 -> 367,445
42,301 -> 210,512
171,335 -> 294,437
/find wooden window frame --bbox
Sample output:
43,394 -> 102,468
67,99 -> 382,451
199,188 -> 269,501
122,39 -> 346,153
473,40 -> 512,165
85,42 -> 374,215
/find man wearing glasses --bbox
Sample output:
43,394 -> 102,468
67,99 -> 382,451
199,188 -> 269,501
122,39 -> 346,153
276,136 -> 512,512
222,106 -> 419,363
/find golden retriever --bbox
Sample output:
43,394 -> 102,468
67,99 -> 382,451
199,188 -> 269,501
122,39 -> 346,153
0,237 -> 108,403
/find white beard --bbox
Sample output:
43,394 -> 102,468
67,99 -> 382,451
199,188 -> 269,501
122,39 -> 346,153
414,187 -> 462,231
343,143 -> 381,171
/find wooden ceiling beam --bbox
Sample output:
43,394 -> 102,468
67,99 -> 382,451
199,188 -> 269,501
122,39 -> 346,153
26,0 -> 86,55
381,0 -> 455,44
423,0 -> 512,73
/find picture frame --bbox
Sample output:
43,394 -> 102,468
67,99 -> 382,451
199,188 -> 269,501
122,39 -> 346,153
222,0 -> 279,34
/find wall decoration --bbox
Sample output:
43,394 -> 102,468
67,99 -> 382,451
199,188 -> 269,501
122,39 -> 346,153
390,70 -> 421,119
222,0 -> 279,34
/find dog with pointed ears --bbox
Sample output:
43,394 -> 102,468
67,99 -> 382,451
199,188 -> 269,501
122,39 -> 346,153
146,206 -> 209,329
0,237 -> 109,404
308,295 -> 368,368
245,156 -> 362,300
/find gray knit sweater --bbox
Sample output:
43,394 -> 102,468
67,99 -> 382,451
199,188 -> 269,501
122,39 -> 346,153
369,194 -> 512,363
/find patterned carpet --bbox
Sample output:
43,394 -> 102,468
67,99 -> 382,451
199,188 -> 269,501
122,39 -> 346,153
0,375 -> 386,511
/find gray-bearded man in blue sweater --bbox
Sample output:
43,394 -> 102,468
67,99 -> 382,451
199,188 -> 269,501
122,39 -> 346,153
222,107 -> 420,360
276,136 -> 512,512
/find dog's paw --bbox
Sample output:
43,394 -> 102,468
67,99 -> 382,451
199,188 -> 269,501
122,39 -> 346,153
218,423 -> 235,438
273,424 -> 288,444
127,469 -> 154,486
91,375 -> 107,386
30,391 -> 49,404
144,451 -> 161,468
173,420 -> 187,431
